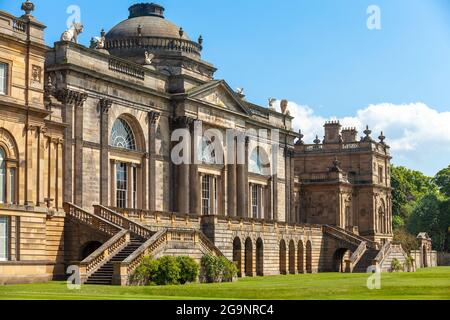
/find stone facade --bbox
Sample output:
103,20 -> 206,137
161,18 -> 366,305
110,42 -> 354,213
0,5 -> 65,284
0,2 -> 416,285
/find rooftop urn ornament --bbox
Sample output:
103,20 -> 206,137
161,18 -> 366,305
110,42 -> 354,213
314,135 -> 321,145
90,28 -> 106,49
379,131 -> 386,145
363,125 -> 373,142
179,27 -> 184,38
296,130 -> 304,145
198,35 -> 203,45
21,0 -> 35,16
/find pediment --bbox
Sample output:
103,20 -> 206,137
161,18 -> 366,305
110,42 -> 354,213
187,80 -> 250,116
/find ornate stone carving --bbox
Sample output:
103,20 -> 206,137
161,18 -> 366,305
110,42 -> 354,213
144,51 -> 154,65
99,98 -> 113,114
21,0 -> 35,15
90,29 -> 106,49
60,22 -> 84,43
54,89 -> 87,107
170,116 -> 195,130
31,65 -> 42,83
149,111 -> 161,124
295,130 -> 304,146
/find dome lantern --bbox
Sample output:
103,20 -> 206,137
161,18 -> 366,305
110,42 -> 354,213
128,3 -> 165,19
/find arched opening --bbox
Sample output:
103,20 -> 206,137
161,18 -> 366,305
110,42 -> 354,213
289,240 -> 296,274
80,241 -> 103,260
306,240 -> 313,273
0,148 -> 6,204
297,240 -> 304,274
0,129 -> 19,206
110,117 -> 141,209
333,248 -> 352,272
233,237 -> 242,277
256,238 -> 264,276
245,237 -> 253,277
279,239 -> 287,275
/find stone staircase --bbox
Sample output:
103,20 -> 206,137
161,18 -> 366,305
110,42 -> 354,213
323,225 -> 381,273
85,236 -> 144,285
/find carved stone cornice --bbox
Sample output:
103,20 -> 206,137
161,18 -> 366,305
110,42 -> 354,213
170,115 -> 195,130
54,89 -> 88,107
149,111 -> 161,124
99,98 -> 113,114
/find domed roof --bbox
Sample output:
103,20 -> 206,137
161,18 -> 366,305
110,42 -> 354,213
106,3 -> 191,41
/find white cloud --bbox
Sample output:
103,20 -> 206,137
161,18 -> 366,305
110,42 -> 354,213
276,101 -> 450,176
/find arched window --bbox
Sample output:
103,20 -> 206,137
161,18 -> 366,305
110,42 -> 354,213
110,118 -> 136,150
249,147 -> 270,175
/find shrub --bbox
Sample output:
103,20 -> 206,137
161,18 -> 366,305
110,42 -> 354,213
201,254 -> 237,283
130,256 -> 159,286
154,256 -> 181,285
177,256 -> 199,284
391,258 -> 403,272
405,256 -> 415,272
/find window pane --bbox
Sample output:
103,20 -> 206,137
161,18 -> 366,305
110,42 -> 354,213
0,149 -> 5,203
110,119 -> 136,150
202,175 -> 210,215
0,63 -> 7,95
116,163 -> 127,208
0,217 -> 8,261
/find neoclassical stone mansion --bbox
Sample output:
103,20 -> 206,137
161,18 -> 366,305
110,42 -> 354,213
0,2 -> 434,285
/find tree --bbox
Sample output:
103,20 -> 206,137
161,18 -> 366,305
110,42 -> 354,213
434,165 -> 450,198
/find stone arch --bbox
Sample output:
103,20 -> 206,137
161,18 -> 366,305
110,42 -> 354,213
306,240 -> 313,273
249,146 -> 271,176
0,128 -> 19,160
256,238 -> 264,276
297,240 -> 304,273
110,113 -> 146,152
244,237 -> 253,277
289,239 -> 296,274
333,248 -> 352,272
279,239 -> 287,275
233,237 -> 242,277
80,241 -> 103,260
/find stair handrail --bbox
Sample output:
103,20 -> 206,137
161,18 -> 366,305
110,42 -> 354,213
374,241 -> 391,267
64,202 -> 122,236
93,205 -> 154,240
120,229 -> 168,275
324,225 -> 378,249
197,231 -> 225,258
79,229 -> 130,280
347,241 -> 368,272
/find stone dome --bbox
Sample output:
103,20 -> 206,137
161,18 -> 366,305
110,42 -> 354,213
104,3 -> 202,63
106,3 -> 191,41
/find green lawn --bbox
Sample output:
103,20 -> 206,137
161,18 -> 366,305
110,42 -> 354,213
1,267 -> 449,300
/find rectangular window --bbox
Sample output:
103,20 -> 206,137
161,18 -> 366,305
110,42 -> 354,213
252,185 -> 259,219
0,62 -> 8,95
132,166 -> 137,209
9,168 -> 15,204
0,216 -> 8,261
116,163 -> 127,208
202,175 -> 210,215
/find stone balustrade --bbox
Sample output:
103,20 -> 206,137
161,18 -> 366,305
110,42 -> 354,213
297,141 -> 390,156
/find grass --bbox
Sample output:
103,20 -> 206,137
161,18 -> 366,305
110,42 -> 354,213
0,267 -> 449,300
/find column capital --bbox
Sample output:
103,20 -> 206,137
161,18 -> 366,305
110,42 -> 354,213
99,98 -> 113,114
170,115 -> 196,130
54,89 -> 88,107
149,111 -> 161,124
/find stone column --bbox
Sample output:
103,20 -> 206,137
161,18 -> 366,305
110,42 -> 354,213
99,98 -> 112,206
236,135 -> 249,218
148,111 -> 160,212
48,138 -> 57,208
37,127 -> 46,207
56,139 -> 63,210
289,150 -> 296,224
56,89 -> 87,205
110,160 -> 117,207
227,138 -> 237,216
171,116 -> 194,215
25,125 -> 37,206
189,120 -> 200,215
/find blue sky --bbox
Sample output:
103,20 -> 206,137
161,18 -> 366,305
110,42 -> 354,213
2,0 -> 450,175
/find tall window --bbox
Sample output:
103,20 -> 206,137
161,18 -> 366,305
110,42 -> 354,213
0,148 -> 6,204
202,175 -> 211,215
252,185 -> 259,218
116,162 -> 127,208
0,216 -> 8,261
0,62 -> 8,95
132,166 -> 137,209
110,118 -> 136,150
